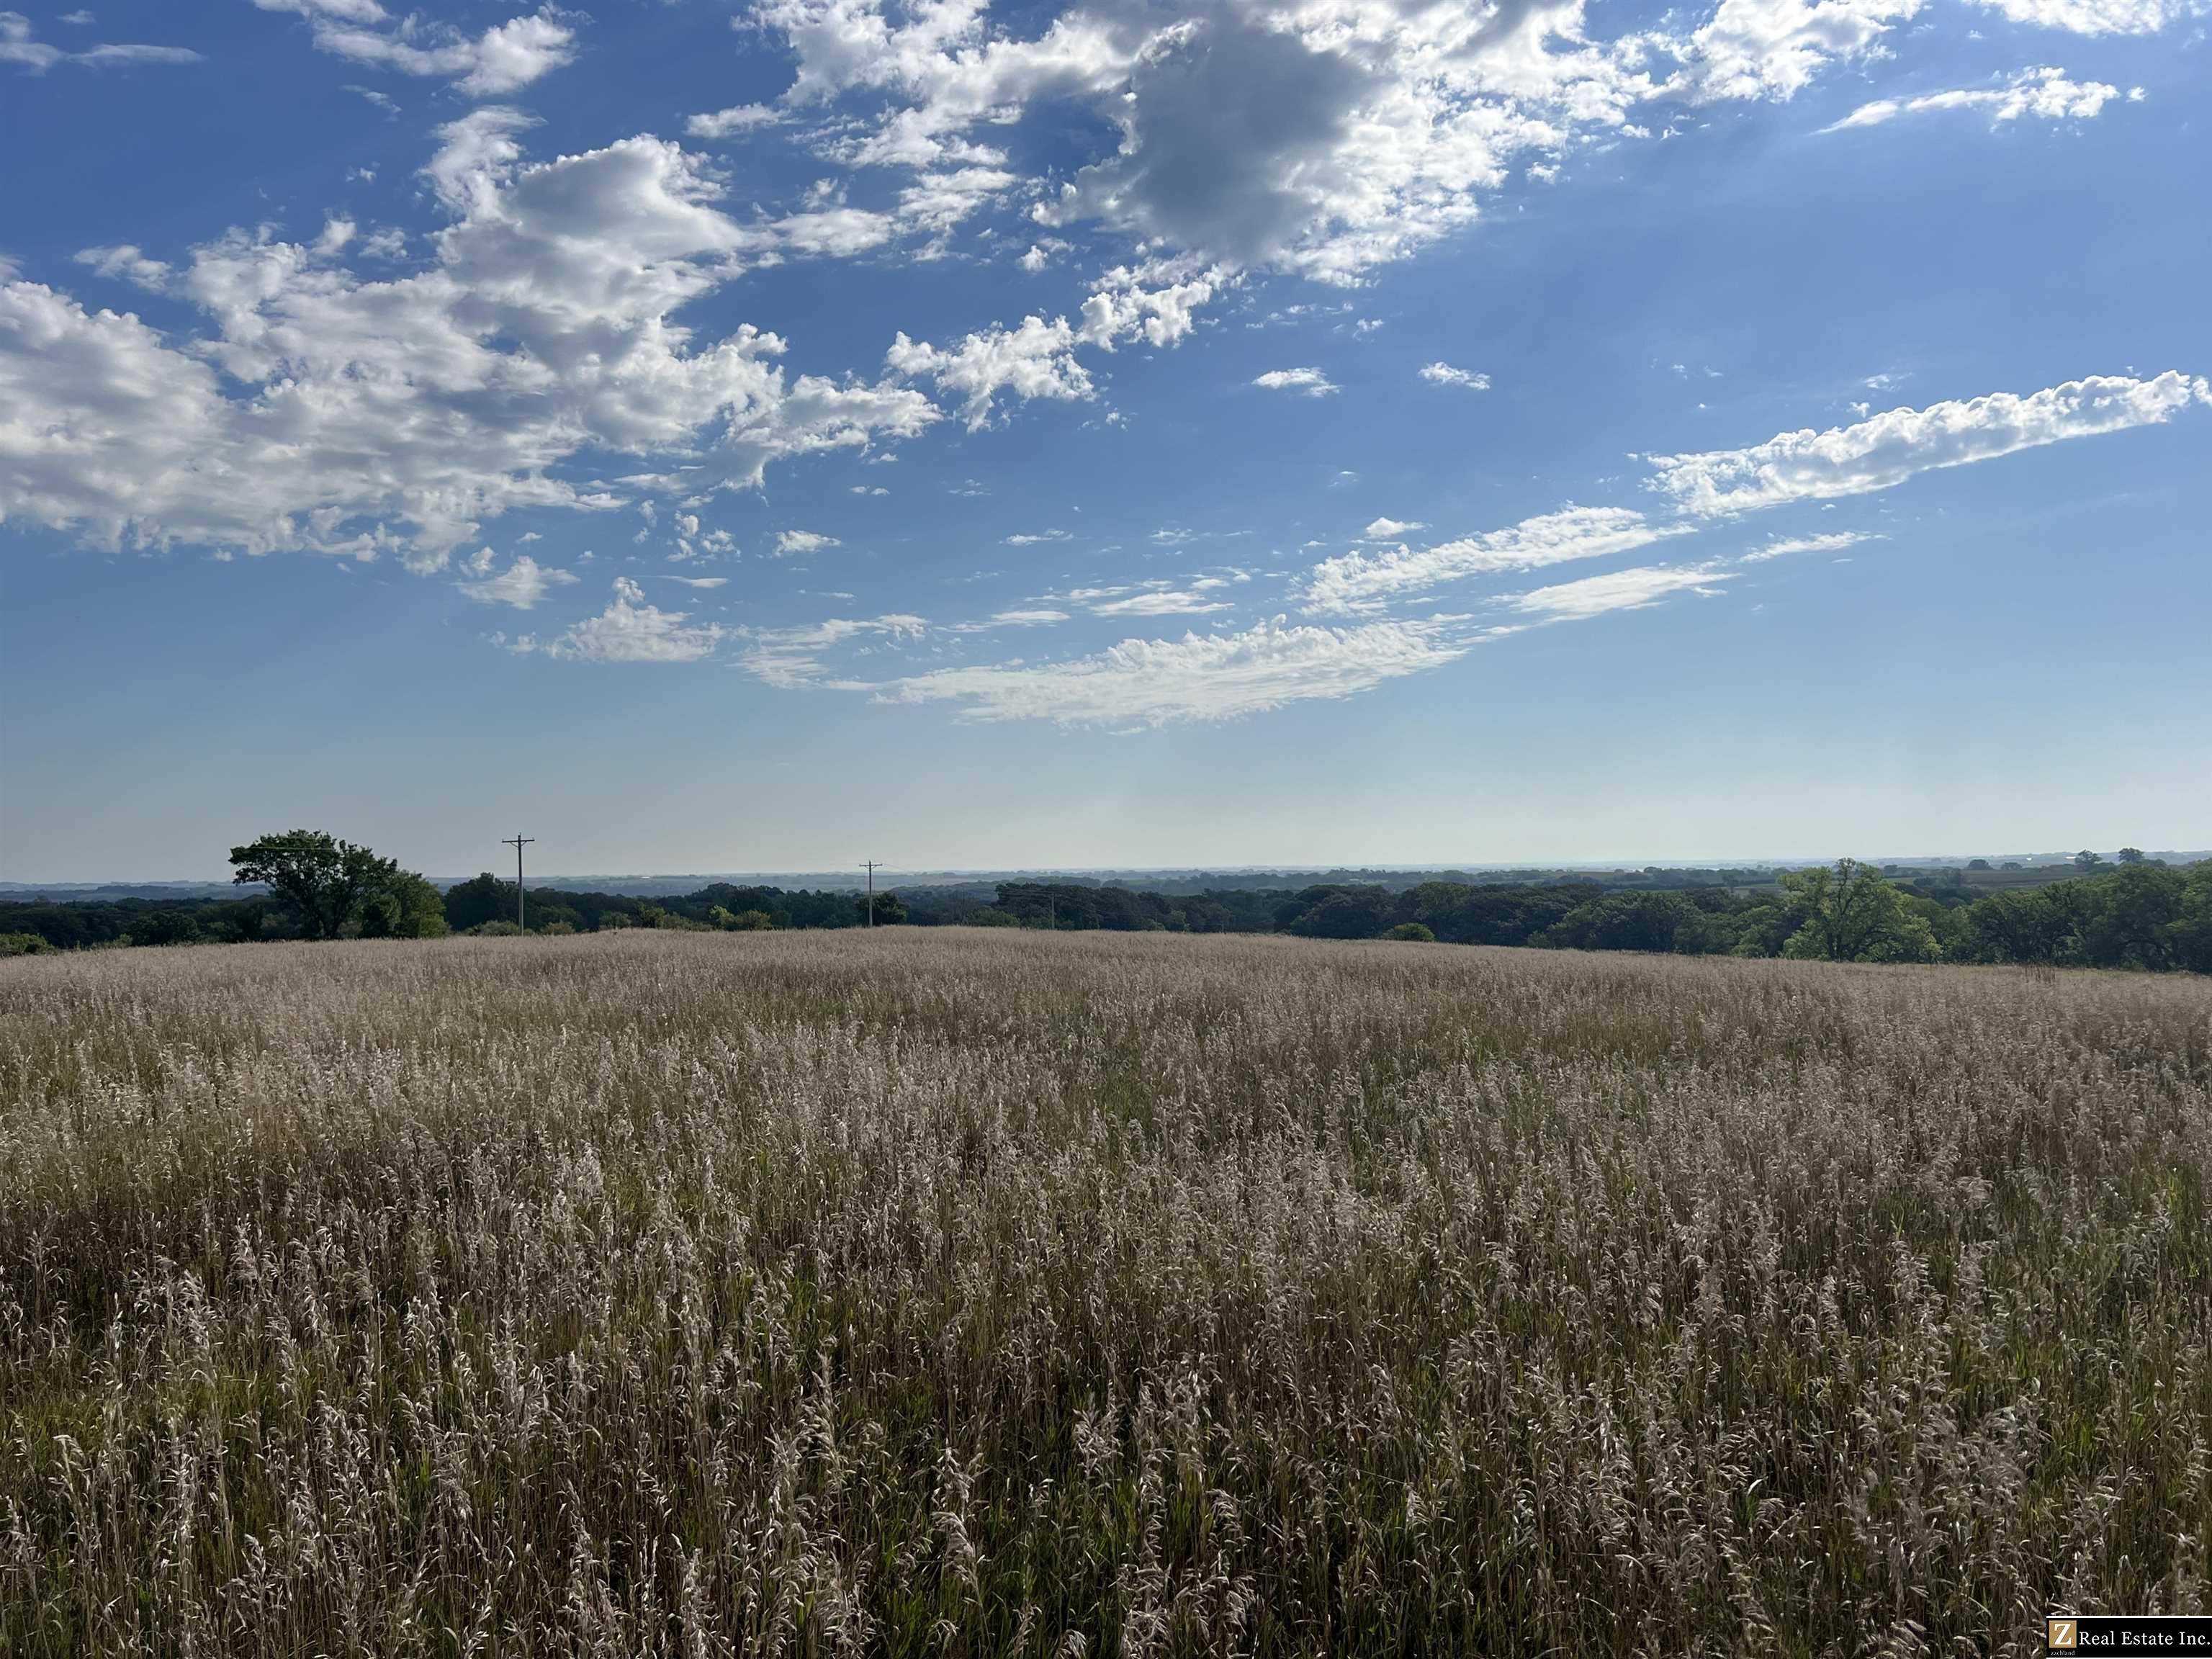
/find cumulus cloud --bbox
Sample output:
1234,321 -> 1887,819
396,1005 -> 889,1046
1962,0 -> 2202,31
250,1 -> 575,96
775,529 -> 842,556
510,577 -> 727,662
886,316 -> 1092,428
1648,372 -> 2209,514
755,0 -> 1655,287
1824,66 -> 2131,130
1419,361 -> 1489,390
1254,367 -> 1339,397
1362,516 -> 1426,538
0,112 -> 937,565
1303,506 -> 1692,614
1075,260 -> 1231,351
884,616 -> 1467,727
456,550 -> 577,608
1664,0 -> 1925,104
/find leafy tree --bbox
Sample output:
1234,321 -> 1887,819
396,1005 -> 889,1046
359,872 -> 450,939
2073,850 -> 2105,873
1539,891 -> 1694,953
0,932 -> 53,957
709,907 -> 775,930
2072,863 -> 2184,971
1779,860 -> 1939,963
2172,863 -> 2212,975
1289,886 -> 1394,940
1957,886 -> 2082,965
855,891 -> 909,926
229,831 -> 400,941
443,873 -> 519,933
1386,922 -> 1435,942
130,909 -> 207,947
2117,848 -> 2147,865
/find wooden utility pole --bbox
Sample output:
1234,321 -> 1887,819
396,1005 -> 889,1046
502,834 -> 534,930
861,860 -> 882,927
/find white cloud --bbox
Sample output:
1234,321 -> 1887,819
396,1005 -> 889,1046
2,9 -> 199,70
1665,0 -> 1925,104
884,616 -> 1467,727
1824,66 -> 2129,130
0,114 -> 937,566
1511,562 -> 1735,620
775,529 -> 842,556
1962,0 -> 2200,32
1648,372 -> 2209,514
1740,530 -> 1879,560
756,1 -> 1658,288
658,575 -> 729,588
1088,589 -> 1232,617
1254,367 -> 1339,397
740,613 -> 927,688
886,315 -> 1092,428
1419,361 -> 1490,390
1303,506 -> 1691,614
687,102 -> 781,140
1362,516 -> 1426,538
456,551 -> 577,608
1004,529 -> 1072,545
250,2 -> 575,97
1075,260 -> 1230,351
519,577 -> 727,662
987,608 -> 1070,626
72,244 -> 171,288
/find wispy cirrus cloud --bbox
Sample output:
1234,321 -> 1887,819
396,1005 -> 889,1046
1822,67 -> 2135,131
1510,562 -> 1735,621
884,616 -> 1467,727
1303,508 -> 1692,616
1,9 -> 199,70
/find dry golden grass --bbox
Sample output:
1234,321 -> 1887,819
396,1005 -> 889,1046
1,930 -> 2208,1655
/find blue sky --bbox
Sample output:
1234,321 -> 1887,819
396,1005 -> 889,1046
2,0 -> 2207,880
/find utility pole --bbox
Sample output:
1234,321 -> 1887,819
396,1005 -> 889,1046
861,860 -> 881,927
502,834 -> 534,930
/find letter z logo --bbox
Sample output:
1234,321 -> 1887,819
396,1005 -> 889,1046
2047,1619 -> 2077,1650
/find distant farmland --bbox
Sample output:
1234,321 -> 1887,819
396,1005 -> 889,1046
3,931 -> 2208,1654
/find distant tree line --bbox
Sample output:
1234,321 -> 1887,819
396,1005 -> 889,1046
4,835 -> 2206,974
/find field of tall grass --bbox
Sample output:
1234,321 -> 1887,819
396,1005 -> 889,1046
2,930 -> 2207,1655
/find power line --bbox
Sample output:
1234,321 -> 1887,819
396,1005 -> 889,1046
502,834 -> 534,930
861,860 -> 882,927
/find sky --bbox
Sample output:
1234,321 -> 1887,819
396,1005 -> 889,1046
1,0 -> 2208,881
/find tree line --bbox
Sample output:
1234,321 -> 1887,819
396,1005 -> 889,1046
3,832 -> 2206,974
